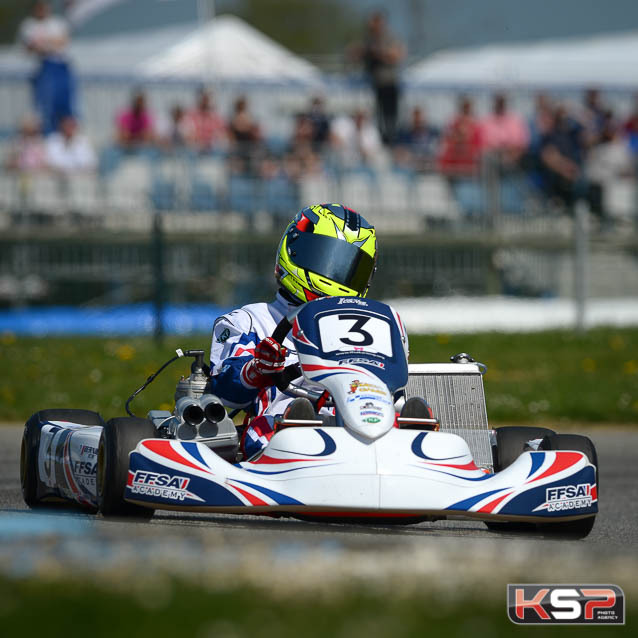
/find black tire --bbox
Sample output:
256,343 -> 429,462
98,416 -> 156,518
492,425 -> 556,472
486,425 -> 556,533
536,433 -> 598,538
21,409 -> 104,508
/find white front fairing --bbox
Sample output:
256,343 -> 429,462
126,427 -> 598,523
299,355 -> 395,440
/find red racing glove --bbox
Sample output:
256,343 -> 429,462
240,337 -> 288,389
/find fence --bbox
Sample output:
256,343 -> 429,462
2,72 -> 638,325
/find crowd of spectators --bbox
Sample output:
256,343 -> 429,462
5,81 -> 638,225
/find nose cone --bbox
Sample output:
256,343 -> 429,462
327,372 -> 395,440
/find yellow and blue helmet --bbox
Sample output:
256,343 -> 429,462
275,204 -> 377,304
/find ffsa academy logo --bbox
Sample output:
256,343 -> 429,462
507,584 -> 625,625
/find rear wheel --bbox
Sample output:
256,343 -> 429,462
536,433 -> 598,538
97,416 -> 156,518
21,409 -> 104,508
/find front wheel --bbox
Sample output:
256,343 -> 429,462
535,433 -> 598,538
97,416 -> 156,518
492,425 -> 556,472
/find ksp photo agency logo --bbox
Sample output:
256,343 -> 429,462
507,584 -> 625,625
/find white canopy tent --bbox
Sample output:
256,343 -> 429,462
405,31 -> 638,88
138,15 -> 322,84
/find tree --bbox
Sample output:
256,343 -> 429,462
229,0 -> 361,59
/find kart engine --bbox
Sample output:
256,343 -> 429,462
148,349 -> 239,461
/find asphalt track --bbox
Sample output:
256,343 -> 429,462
1,425 -> 637,597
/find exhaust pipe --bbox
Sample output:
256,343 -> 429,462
198,394 -> 227,438
200,394 -> 226,423
175,396 -> 204,440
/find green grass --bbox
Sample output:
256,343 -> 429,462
1,328 -> 637,425
0,577 -> 632,637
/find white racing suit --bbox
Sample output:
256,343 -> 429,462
209,292 -> 410,457
208,292 -> 303,456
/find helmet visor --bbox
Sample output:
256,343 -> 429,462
288,232 -> 375,294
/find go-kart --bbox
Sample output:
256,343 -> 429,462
20,297 -> 598,537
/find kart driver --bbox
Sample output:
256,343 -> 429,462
208,203 -> 378,458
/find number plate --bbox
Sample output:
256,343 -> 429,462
318,313 -> 393,357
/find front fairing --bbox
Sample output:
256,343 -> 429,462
290,297 -> 408,440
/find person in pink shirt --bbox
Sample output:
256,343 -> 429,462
437,95 -> 482,176
480,93 -> 530,167
185,88 -> 226,153
6,115 -> 47,172
115,90 -> 155,150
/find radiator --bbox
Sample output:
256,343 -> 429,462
405,363 -> 493,470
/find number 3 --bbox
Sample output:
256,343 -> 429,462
338,314 -> 374,346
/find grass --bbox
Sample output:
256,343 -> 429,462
0,577 -> 632,637
0,328 -> 637,425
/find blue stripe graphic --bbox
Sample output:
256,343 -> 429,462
232,480 -> 304,505
447,488 -> 510,511
527,452 -> 546,478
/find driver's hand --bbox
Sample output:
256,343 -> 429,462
241,337 -> 288,388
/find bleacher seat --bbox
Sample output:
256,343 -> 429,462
299,174 -> 339,205
150,177 -> 177,211
263,175 -> 298,219
67,174 -> 99,214
228,175 -> 258,215
414,174 -> 461,221
189,179 -> 217,212
106,157 -> 152,211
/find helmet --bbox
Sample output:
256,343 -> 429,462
275,204 -> 377,304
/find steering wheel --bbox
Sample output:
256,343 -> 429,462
267,316 -> 329,404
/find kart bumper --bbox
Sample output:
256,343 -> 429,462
125,428 -> 597,523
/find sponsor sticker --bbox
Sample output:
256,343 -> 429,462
363,417 -> 381,424
129,471 -> 198,502
348,380 -> 386,395
337,298 -> 368,306
534,483 -> 594,512
217,328 -> 231,343
338,357 -> 385,369
507,584 -> 624,625
347,393 -> 392,406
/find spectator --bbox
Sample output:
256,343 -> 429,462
6,115 -> 47,172
157,104 -> 189,151
228,96 -> 262,174
290,112 -> 315,151
537,104 -> 594,211
586,113 -> 634,226
622,94 -> 638,155
330,108 -> 385,171
45,115 -> 96,174
19,1 -> 75,135
185,88 -> 226,153
393,106 -> 439,172
437,96 -> 482,176
351,11 -> 405,144
304,96 -> 331,150
581,88 -> 608,146
480,93 -> 529,168
115,90 -> 155,150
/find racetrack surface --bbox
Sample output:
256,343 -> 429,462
1,425 -> 637,598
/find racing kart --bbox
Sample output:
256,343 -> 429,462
20,297 -> 599,537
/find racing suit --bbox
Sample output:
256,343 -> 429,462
208,292 -> 302,457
